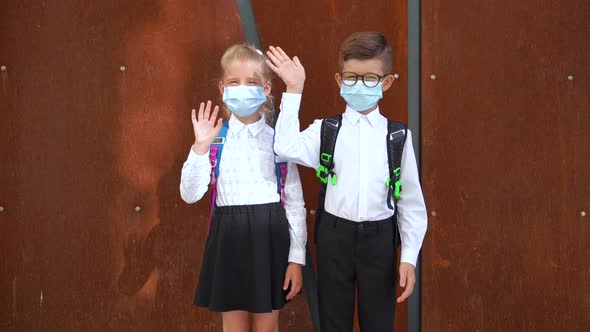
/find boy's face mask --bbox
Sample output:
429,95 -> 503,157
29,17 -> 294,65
222,85 -> 266,117
340,81 -> 383,112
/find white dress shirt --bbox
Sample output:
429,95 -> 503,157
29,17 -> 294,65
180,114 -> 307,265
274,93 -> 427,266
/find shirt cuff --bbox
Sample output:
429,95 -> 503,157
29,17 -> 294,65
280,93 -> 302,115
288,246 -> 306,266
187,147 -> 210,164
400,247 -> 419,267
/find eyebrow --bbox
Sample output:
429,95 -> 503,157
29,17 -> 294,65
224,76 -> 261,82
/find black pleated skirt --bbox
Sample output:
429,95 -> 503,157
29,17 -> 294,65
194,202 -> 291,313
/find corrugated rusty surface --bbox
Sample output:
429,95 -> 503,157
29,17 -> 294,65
421,0 -> 590,331
252,1 -> 409,331
0,1 -> 254,331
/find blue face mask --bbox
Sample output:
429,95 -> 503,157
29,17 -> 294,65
340,81 -> 383,112
222,85 -> 266,117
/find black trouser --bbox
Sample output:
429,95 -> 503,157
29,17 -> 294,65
317,212 -> 397,332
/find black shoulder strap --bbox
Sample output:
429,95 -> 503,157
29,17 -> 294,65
317,115 -> 342,186
386,121 -> 408,211
387,120 -> 407,248
314,115 -> 342,243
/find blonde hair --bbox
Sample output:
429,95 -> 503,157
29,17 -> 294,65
220,43 -> 276,126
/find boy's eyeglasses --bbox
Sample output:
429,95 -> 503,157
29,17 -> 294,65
339,72 -> 390,88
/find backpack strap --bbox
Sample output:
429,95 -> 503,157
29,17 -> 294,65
314,115 -> 342,243
386,121 -> 407,247
317,115 -> 342,186
208,121 -> 229,228
275,161 -> 288,207
386,121 -> 407,210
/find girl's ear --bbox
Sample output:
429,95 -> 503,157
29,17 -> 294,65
218,81 -> 224,95
334,73 -> 342,88
381,74 -> 395,92
263,81 -> 272,96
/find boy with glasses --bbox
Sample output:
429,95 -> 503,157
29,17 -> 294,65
267,32 -> 427,332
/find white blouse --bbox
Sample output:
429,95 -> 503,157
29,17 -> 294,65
180,114 -> 307,265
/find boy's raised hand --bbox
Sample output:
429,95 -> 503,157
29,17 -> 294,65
266,46 -> 305,94
191,100 -> 223,155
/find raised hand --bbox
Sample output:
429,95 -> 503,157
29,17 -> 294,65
266,46 -> 305,94
191,100 -> 223,155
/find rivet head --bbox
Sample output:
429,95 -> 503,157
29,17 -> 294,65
430,74 -> 437,80
581,211 -> 587,217
431,210 -> 437,216
120,66 -> 127,72
310,210 -> 316,215
568,75 -> 574,81
0,65 -> 6,72
134,206 -> 141,213
393,73 -> 400,80
0,206 -> 5,212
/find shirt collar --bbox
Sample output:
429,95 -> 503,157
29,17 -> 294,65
229,113 -> 266,137
343,105 -> 382,127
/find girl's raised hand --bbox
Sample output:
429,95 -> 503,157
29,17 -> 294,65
191,100 -> 223,155
266,46 -> 305,94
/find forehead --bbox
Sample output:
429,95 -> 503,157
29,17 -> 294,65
224,59 -> 262,79
341,58 -> 386,74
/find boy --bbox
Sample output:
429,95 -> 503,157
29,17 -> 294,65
266,32 -> 427,332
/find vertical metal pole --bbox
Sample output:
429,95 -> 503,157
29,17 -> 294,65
235,0 -> 262,50
408,0 -> 422,331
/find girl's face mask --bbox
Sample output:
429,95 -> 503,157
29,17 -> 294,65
222,85 -> 266,117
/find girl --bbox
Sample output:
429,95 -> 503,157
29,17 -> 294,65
180,44 -> 307,332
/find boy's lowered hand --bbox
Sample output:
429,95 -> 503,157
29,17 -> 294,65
266,46 -> 305,94
397,262 -> 416,303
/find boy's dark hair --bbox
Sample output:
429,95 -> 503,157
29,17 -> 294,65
338,32 -> 392,73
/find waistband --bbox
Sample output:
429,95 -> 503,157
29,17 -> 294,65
215,202 -> 282,215
322,211 -> 393,230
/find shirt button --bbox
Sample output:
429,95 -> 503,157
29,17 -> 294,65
359,217 -> 365,222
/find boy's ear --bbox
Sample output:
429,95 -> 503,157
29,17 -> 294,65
381,74 -> 395,92
263,81 -> 272,96
334,73 -> 342,88
218,81 -> 224,95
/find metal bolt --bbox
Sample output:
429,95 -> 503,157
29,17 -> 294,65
134,206 -> 141,213
581,211 -> 587,217
120,65 -> 127,72
0,65 -> 6,72
568,75 -> 574,81
430,74 -> 437,80
431,210 -> 437,216
393,73 -> 400,80
0,206 -> 4,213
310,210 -> 316,215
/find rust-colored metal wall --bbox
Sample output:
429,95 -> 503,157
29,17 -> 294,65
421,1 -> 590,331
0,1 -> 295,331
252,1 -> 409,331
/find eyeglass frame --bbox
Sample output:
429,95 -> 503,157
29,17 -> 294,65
338,72 -> 392,88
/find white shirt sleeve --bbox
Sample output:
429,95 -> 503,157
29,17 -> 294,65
396,130 -> 428,266
275,93 -> 322,169
179,147 -> 212,204
282,161 -> 308,265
